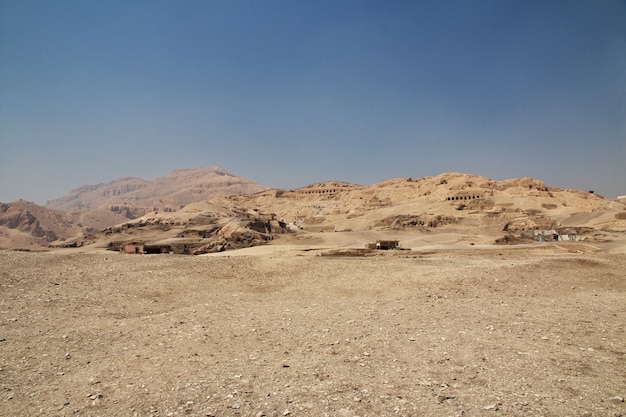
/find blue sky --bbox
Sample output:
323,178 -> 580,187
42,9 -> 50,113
1,0 -> 625,204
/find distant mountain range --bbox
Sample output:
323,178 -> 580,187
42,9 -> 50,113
1,168 -> 625,251
46,165 -> 266,213
55,172 -> 626,254
1,166 -> 265,249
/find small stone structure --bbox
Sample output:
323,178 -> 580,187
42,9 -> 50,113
123,244 -> 144,254
366,240 -> 400,250
533,230 -> 578,242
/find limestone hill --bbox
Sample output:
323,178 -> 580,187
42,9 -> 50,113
1,166 -> 266,249
46,165 -> 266,215
56,172 -> 626,254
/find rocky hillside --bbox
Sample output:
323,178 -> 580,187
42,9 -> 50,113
46,166 -> 267,214
55,172 -> 626,254
1,166 -> 267,249
229,172 -> 624,233
0,200 -> 131,249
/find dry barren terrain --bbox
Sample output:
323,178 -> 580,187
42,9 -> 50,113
1,236 -> 625,416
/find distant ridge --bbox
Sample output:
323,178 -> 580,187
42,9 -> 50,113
3,171 -> 625,251
1,166 -> 266,249
46,165 -> 267,213
54,172 -> 626,254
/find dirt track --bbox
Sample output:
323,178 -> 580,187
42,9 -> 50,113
1,244 -> 625,416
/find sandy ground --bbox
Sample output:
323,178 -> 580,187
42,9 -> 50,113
1,236 -> 625,417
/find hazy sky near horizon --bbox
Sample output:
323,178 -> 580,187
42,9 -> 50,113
1,0 -> 625,204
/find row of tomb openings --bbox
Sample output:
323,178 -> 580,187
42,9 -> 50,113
446,195 -> 481,201
299,189 -> 342,194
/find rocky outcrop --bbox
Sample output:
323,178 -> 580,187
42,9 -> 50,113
0,202 -> 68,245
0,210 -> 58,241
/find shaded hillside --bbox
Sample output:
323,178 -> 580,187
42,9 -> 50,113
0,200 -> 130,249
57,173 -> 626,254
46,165 -> 267,213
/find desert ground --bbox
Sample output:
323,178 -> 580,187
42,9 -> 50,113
1,232 -> 625,417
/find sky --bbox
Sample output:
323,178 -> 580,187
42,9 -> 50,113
1,0 -> 625,204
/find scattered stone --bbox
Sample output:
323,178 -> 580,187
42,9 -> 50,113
1,228 -> 624,416
437,395 -> 455,403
